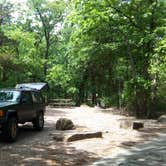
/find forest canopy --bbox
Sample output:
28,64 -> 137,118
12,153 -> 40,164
0,0 -> 166,118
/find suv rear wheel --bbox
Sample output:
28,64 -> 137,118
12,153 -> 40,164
2,117 -> 18,142
33,112 -> 44,131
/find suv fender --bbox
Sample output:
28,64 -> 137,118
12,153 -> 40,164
5,110 -> 18,121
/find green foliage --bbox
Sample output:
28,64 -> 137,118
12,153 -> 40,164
66,0 -> 166,117
0,0 -> 165,118
100,96 -> 117,108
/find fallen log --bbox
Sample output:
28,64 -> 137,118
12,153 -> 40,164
67,132 -> 102,142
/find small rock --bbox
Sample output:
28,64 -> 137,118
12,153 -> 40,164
56,118 -> 74,130
121,141 -> 137,147
67,132 -> 102,142
158,115 -> 166,123
52,135 -> 64,142
1,146 -> 12,151
133,122 -> 144,130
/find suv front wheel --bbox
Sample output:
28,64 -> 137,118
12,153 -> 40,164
33,112 -> 44,131
2,117 -> 18,142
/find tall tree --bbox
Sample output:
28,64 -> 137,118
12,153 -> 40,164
66,0 -> 166,117
27,0 -> 65,77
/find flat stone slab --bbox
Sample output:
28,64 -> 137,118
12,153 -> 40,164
158,115 -> 166,123
67,132 -> 102,142
120,120 -> 132,129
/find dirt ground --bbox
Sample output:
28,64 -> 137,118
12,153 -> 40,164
0,106 -> 166,166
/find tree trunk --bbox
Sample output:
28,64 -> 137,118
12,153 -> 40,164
135,89 -> 149,118
2,66 -> 7,82
44,39 -> 49,76
91,69 -> 97,105
76,71 -> 88,106
76,83 -> 85,106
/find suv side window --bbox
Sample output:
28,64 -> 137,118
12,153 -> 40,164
31,92 -> 42,104
21,91 -> 32,104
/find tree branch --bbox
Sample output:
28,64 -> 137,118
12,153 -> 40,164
105,0 -> 145,33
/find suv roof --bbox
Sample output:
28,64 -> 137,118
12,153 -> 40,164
0,88 -> 38,92
15,83 -> 48,91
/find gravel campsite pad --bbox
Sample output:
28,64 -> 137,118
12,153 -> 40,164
0,106 -> 166,166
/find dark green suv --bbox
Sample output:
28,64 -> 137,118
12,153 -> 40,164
0,83 -> 47,142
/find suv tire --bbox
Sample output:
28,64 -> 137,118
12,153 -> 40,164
2,117 -> 18,142
33,112 -> 44,131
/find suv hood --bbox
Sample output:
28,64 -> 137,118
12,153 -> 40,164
0,101 -> 18,109
15,82 -> 48,91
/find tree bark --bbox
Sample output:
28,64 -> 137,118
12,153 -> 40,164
76,71 -> 88,106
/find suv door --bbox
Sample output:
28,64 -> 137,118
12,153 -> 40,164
18,91 -> 34,122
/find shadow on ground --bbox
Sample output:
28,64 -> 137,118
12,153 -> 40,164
92,133 -> 166,166
0,124 -> 100,166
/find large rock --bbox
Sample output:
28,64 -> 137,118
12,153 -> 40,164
158,115 -> 166,123
67,132 -> 102,142
56,118 -> 74,130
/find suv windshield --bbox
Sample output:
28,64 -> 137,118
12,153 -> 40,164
0,90 -> 21,102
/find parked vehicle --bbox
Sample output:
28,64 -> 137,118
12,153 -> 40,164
0,83 -> 47,142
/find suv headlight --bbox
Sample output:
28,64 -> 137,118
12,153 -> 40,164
0,110 -> 4,117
